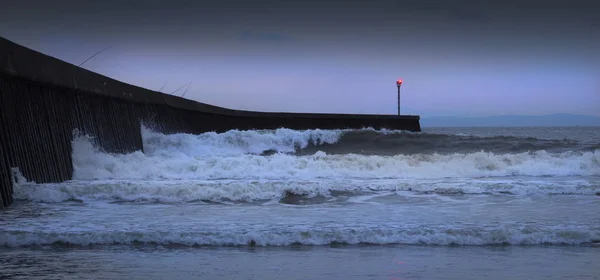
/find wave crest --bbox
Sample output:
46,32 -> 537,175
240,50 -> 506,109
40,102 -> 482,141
2,225 -> 598,247
71,133 -> 600,181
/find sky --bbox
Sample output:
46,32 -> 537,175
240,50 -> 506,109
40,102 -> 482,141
1,0 -> 599,117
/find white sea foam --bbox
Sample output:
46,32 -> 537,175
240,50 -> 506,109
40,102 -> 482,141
141,126 -> 346,157
1,224 -> 598,247
13,178 -> 600,203
71,130 -> 600,181
5,128 -> 600,253
12,128 -> 587,203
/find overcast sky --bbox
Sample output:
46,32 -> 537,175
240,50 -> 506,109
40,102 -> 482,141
2,0 -> 599,117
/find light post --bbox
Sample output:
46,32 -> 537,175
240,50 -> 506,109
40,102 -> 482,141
396,79 -> 403,116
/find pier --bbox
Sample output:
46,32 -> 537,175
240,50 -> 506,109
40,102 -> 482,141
0,37 -> 420,208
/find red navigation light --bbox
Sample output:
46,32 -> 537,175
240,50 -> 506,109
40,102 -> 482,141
396,79 -> 403,86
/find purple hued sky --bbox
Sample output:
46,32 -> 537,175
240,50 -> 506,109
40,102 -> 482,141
2,0 -> 599,117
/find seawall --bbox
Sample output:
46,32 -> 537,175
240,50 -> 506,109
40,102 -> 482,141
0,37 -> 420,208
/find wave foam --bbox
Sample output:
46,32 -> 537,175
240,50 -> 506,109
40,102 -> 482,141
71,133 -> 600,181
2,225 -> 598,247
13,178 -> 600,203
142,126 -> 344,157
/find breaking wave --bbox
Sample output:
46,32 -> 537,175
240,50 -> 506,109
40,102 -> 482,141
1,225 -> 598,247
4,127 -> 600,252
13,178 -> 600,203
300,130 -> 594,155
71,130 -> 600,181
141,126 -> 344,157
140,126 -> 596,157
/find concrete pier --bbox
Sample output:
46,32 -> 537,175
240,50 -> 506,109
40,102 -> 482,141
0,37 -> 420,208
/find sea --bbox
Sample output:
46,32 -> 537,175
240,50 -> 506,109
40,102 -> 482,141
1,126 -> 599,280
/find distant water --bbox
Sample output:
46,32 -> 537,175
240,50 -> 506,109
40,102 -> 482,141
1,126 -> 599,279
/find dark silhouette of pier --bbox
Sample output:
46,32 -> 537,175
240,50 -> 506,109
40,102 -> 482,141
0,37 -> 420,208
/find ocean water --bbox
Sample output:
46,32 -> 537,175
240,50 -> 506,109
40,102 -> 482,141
1,126 -> 599,280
